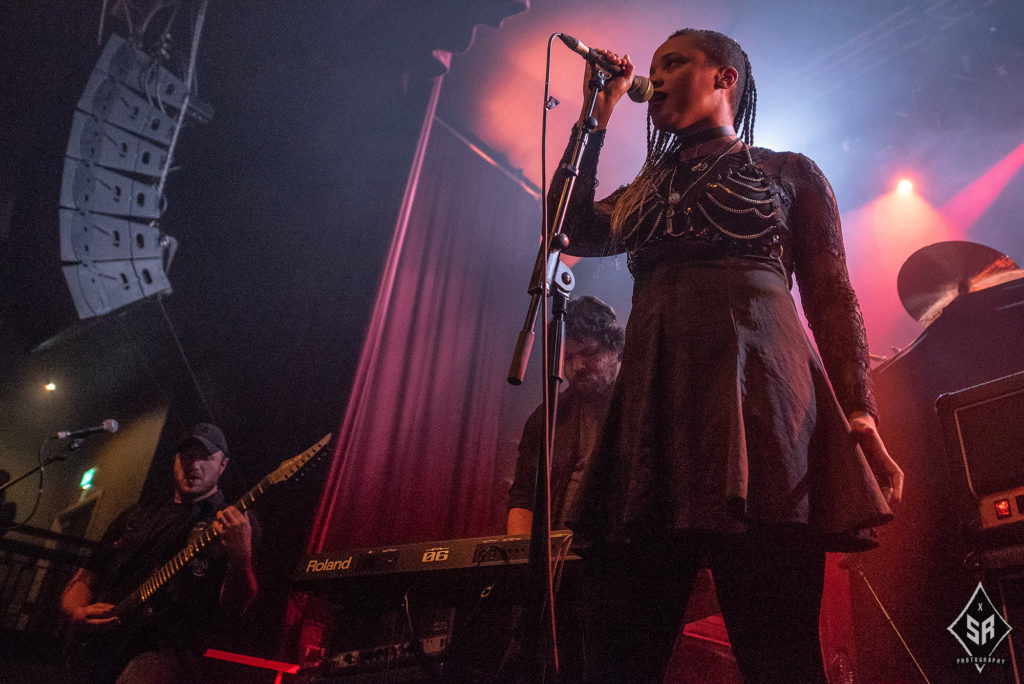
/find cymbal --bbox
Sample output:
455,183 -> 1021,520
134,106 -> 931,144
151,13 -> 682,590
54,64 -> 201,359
897,241 -> 1024,325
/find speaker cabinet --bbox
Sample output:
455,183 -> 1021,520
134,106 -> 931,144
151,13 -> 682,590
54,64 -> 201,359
938,370 -> 1024,543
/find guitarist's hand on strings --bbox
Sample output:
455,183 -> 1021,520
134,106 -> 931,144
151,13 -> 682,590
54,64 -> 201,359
214,506 -> 252,562
213,506 -> 259,614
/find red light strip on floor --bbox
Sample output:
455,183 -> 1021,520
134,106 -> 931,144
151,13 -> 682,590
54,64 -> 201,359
682,626 -> 733,648
202,648 -> 299,673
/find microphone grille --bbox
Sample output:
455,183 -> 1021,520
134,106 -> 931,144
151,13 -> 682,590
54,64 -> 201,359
628,75 -> 654,103
103,419 -> 119,433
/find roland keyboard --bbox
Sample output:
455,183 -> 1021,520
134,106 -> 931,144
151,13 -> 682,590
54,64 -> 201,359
292,530 -> 577,586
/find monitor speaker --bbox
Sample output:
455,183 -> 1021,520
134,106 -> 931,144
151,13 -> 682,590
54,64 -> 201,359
937,370 -> 1024,545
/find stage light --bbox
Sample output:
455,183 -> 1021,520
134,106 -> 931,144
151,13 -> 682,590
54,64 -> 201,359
897,179 -> 913,194
44,382 -> 56,391
941,141 -> 1024,232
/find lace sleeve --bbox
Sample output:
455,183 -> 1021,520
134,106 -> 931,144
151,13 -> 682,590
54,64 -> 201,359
787,154 -> 878,421
547,126 -> 627,257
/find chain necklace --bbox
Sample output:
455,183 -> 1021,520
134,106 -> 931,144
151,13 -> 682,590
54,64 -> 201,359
621,134 -> 743,250
663,137 -> 742,235
624,137 -> 742,249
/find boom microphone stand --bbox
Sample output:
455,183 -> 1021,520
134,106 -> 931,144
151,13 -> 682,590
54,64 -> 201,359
507,65 -> 612,682
1,437 -> 89,533
0,438 -> 88,496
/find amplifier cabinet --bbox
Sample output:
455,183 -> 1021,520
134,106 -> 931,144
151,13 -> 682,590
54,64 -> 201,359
937,370 -> 1024,540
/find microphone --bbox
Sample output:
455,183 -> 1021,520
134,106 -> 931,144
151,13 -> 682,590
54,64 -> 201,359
56,419 -> 119,440
558,33 -> 653,103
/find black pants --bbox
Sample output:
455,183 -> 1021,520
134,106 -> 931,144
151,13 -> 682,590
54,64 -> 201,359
579,524 -> 826,684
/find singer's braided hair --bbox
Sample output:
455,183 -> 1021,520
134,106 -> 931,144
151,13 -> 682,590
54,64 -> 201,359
669,28 -> 756,145
609,29 -> 757,242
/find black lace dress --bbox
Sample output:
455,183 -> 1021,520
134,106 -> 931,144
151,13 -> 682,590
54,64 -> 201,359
555,128 -> 893,552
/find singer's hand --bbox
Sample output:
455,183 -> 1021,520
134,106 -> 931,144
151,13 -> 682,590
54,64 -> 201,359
849,411 -> 904,504
579,50 -> 634,130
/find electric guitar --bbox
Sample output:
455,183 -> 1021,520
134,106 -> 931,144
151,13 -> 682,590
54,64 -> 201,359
66,432 -> 331,679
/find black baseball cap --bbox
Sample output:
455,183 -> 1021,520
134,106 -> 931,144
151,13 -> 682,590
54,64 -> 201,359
177,422 -> 228,457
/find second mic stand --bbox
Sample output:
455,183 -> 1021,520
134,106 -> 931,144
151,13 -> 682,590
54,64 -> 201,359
1,437 -> 88,534
0,438 -> 86,496
509,66 -> 611,683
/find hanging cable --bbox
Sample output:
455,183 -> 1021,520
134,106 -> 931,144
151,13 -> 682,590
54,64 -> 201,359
97,0 -> 109,46
156,295 -> 216,423
537,32 -> 562,676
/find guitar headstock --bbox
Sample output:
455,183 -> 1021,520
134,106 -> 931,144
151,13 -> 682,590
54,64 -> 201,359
266,432 -> 332,485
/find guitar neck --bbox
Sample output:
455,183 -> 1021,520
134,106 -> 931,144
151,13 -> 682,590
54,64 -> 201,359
114,479 -> 268,617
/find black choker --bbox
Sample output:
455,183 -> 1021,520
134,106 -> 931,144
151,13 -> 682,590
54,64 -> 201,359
676,125 -> 736,148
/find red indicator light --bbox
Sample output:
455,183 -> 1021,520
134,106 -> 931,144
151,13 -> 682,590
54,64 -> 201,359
995,499 -> 1012,519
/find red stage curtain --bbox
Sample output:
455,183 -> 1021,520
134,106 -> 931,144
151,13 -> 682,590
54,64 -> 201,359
308,118 -> 540,552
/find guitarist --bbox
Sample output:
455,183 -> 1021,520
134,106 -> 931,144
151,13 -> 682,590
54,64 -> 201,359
61,423 -> 259,683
